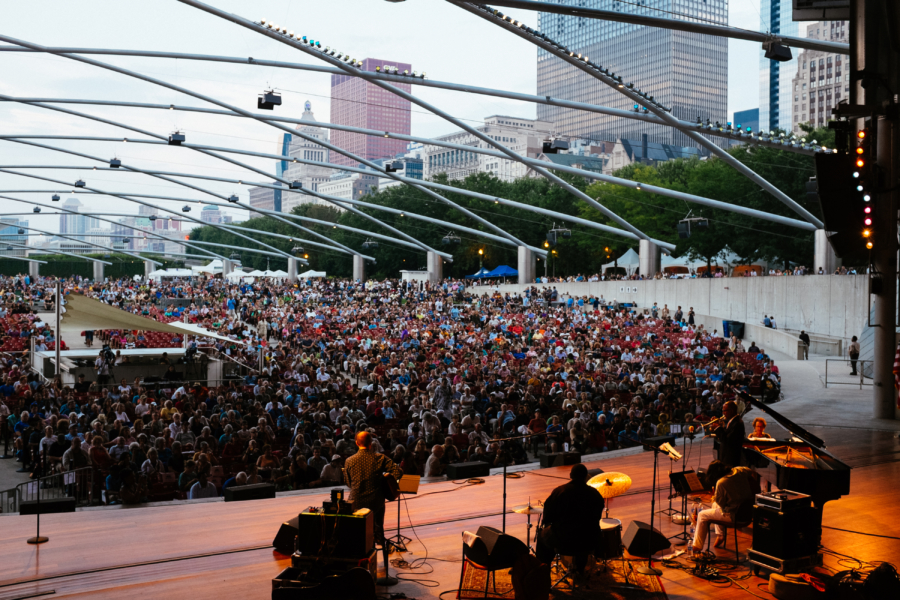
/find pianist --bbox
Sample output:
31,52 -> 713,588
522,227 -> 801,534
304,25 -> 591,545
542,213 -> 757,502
747,417 -> 774,441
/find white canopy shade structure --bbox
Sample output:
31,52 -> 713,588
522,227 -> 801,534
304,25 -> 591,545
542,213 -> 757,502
601,247 -> 640,275
299,270 -> 327,279
147,268 -> 193,282
192,259 -> 222,275
246,269 -> 265,277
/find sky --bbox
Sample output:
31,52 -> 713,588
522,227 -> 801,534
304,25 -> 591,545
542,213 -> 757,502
0,0 -> 772,237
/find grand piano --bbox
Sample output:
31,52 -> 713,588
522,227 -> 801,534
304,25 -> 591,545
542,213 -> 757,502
739,391 -> 851,509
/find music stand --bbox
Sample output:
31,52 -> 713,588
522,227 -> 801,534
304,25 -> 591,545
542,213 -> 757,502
637,442 -> 680,576
386,474 -> 419,553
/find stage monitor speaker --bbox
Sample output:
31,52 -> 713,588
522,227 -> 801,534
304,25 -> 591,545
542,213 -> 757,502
622,520 -> 669,557
752,504 -> 821,560
273,516 -> 300,555
539,452 -> 581,468
445,461 -> 490,480
296,510 -> 374,559
272,566 -> 377,600
225,483 -> 276,502
19,497 -> 76,515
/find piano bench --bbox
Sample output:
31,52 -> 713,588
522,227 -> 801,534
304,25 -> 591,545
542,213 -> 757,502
706,518 -> 751,565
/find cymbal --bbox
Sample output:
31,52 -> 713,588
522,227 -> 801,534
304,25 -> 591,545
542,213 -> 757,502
512,504 -> 543,515
588,472 -> 632,499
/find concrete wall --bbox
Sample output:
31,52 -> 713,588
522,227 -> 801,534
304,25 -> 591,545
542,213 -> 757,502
469,276 -> 868,348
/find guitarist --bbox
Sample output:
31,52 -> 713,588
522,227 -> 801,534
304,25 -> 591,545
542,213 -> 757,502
343,431 -> 403,575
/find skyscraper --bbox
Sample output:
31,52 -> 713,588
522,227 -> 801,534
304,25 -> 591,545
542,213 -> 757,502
536,1 -> 728,146
281,101 -> 335,211
58,197 -> 98,237
330,58 -> 412,167
789,21 -> 849,134
759,0 -> 800,132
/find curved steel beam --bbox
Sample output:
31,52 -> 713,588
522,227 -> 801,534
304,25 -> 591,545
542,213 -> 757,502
454,2 -> 825,229
0,188 -> 453,260
0,253 -> 47,265
0,237 -> 114,265
0,38 -> 501,255
186,240 -> 294,261
456,0 -> 848,54
0,56 -> 824,154
0,135 -> 816,233
3,221 -> 160,265
178,0 -> 652,243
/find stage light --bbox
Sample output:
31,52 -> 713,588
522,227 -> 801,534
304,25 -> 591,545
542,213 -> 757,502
75,179 -> 85,188
867,241 -> 873,249
182,205 -> 191,212
858,130 -> 866,139
865,218 -> 872,226
856,158 -> 865,168
228,195 -> 239,203
863,229 -> 871,238
109,158 -> 121,168
864,194 -> 871,202
865,206 -> 872,214
52,194 -> 60,201
33,207 -> 40,213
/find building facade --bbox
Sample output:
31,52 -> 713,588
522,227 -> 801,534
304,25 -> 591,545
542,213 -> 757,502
423,115 -> 551,182
759,0 -> 800,132
317,171 -> 379,203
282,101 -> 335,212
789,21 -> 849,134
733,108 -> 760,133
59,197 -> 99,238
248,185 -> 277,218
200,205 -> 223,224
536,0 -> 728,146
0,218 -> 27,257
330,58 -> 412,167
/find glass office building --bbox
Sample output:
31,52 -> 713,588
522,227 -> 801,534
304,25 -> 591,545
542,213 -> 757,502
759,0 -> 799,132
537,0 -> 728,146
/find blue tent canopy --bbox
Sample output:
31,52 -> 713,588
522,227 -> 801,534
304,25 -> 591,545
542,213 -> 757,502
484,265 -> 518,277
465,268 -> 492,279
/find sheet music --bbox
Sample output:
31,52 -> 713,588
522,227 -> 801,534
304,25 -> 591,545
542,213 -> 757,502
684,471 -> 704,492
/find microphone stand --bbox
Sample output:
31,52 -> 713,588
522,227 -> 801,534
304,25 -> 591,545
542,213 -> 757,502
637,441 -> 673,576
492,429 -> 546,534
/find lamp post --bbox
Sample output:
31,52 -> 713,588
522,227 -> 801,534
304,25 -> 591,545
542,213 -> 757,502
478,248 -> 484,270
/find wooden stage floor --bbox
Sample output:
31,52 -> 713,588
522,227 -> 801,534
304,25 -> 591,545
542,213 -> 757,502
1,424 -> 899,600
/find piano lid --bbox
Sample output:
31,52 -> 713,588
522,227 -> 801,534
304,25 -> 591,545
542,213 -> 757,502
734,388 -> 826,449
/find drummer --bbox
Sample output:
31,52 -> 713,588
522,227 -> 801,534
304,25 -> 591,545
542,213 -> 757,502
536,464 -> 605,577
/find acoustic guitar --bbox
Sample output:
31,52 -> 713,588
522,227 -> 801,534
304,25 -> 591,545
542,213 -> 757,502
382,472 -> 400,502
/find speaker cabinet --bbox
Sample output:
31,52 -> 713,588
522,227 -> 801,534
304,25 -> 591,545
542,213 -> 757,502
19,497 -> 76,515
273,516 -> 300,555
539,452 -> 581,468
224,483 -> 276,502
296,510 -> 374,559
622,520 -> 669,557
752,504 -> 821,560
445,461 -> 490,480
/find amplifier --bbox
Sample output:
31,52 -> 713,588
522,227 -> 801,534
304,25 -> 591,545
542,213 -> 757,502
752,503 -> 821,560
755,490 -> 811,511
224,483 -> 276,502
291,547 -> 378,580
296,508 -> 374,559
19,497 -> 76,515
539,452 -> 581,468
446,461 -> 491,479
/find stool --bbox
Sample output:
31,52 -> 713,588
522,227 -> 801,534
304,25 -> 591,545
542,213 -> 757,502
705,518 -> 750,564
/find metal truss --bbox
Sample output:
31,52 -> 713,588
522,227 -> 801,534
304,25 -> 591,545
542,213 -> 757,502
452,2 -> 825,229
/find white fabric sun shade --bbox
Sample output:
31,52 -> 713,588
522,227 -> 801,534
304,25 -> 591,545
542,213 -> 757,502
299,270 -> 326,278
63,294 -> 244,344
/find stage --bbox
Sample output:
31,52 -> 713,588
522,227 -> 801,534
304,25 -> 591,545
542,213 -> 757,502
1,425 -> 898,600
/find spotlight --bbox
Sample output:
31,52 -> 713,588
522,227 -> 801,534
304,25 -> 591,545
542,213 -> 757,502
169,131 -> 186,146
109,158 -> 121,168
227,195 -> 239,203
182,205 -> 191,212
75,179 -> 86,188
290,180 -> 304,189
52,194 -> 60,201
33,207 -> 41,213
258,89 -> 282,110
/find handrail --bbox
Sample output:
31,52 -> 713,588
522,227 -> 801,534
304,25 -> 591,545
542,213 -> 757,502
824,359 -> 871,390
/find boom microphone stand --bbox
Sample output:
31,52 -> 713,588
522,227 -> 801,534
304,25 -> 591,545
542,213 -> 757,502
636,440 -> 678,576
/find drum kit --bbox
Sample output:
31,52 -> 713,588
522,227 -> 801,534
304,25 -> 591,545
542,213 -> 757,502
510,471 -> 635,565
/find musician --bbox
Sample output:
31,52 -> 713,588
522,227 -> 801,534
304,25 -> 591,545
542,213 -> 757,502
706,400 -> 745,467
747,417 -> 774,441
691,461 -> 759,557
535,464 -> 604,575
343,431 -> 403,556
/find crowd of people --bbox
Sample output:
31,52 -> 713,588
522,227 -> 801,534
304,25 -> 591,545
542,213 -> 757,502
0,273 -> 781,506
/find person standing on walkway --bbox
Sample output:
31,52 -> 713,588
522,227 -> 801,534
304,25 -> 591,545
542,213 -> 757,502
848,336 -> 861,376
799,331 -> 811,360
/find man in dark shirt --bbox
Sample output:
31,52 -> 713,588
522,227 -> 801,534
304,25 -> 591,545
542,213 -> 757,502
536,464 -> 605,574
708,401 -> 745,468
799,331 -> 811,360
74,374 -> 92,394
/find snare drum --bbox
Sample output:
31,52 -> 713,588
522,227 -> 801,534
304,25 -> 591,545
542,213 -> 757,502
597,518 -> 623,559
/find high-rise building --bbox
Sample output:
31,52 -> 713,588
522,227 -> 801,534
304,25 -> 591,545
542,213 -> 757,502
330,58 -> 412,167
58,197 -> 98,238
424,115 -> 551,182
0,218 -> 27,257
733,108 -> 760,134
536,1 -> 728,146
789,21 -> 849,134
759,0 -> 800,132
200,205 -> 223,224
282,101 -> 335,212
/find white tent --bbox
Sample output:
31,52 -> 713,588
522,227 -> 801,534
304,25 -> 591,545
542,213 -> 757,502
192,260 -> 223,275
601,248 -> 640,275
147,268 -> 193,282
246,270 -> 266,277
299,270 -> 326,278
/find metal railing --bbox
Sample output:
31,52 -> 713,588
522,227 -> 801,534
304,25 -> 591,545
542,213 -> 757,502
824,359 -> 872,389
0,467 -> 94,514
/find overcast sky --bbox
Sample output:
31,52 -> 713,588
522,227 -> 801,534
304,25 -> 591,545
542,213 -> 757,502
0,0 -> 772,236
